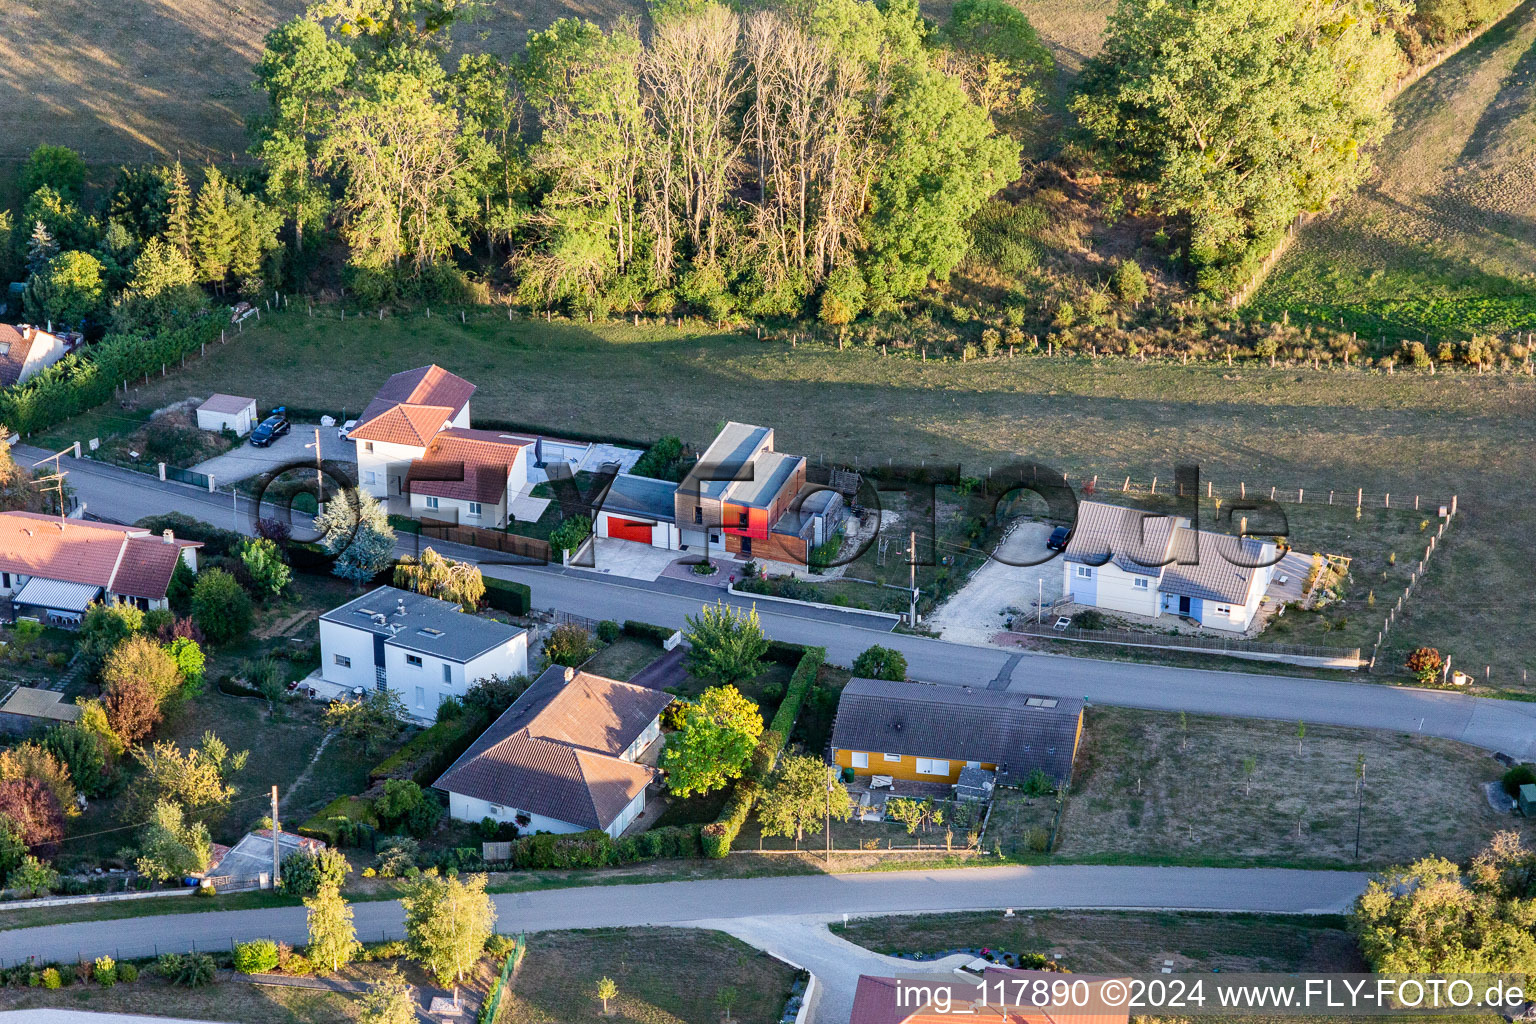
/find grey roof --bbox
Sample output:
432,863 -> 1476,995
603,473 -> 678,521
689,422 -> 773,499
1159,530 -> 1269,605
1062,500 -> 1178,575
830,678 -> 1083,783
320,586 -> 524,662
433,666 -> 671,831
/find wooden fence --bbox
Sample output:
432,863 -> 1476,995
420,519 -> 552,563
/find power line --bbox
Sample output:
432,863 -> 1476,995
53,792 -> 272,846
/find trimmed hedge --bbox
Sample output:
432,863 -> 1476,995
623,620 -> 676,645
297,795 -> 379,847
702,645 -> 825,858
370,711 -> 491,786
484,577 -> 532,616
136,513 -> 246,558
486,824 -> 704,869
0,319 -> 222,437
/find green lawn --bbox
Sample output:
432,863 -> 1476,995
31,305 -> 1536,692
831,909 -> 1367,973
580,638 -> 663,682
1249,4 -> 1536,339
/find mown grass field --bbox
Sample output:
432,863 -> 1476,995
1249,3 -> 1536,339
1056,708 -> 1523,868
38,305 -> 1535,692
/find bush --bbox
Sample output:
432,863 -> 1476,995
543,623 -> 596,668
1110,259 -> 1149,303
375,780 -> 443,838
91,954 -> 118,986
596,620 -> 622,644
374,836 -> 421,877
157,952 -> 215,987
40,968 -> 60,990
279,847 -> 350,897
191,568 -> 253,644
1020,767 -> 1054,796
1502,765 -> 1536,798
482,577 -> 531,615
118,962 -> 138,983
623,620 -> 676,645
851,645 -> 907,681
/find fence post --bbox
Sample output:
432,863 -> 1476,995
158,462 -> 166,482
208,476 -> 215,493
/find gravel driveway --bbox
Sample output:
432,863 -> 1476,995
187,423 -> 356,485
929,521 -> 1064,644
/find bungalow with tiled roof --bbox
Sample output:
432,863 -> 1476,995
0,512 -> 201,627
1061,499 -> 1278,632
434,665 -> 672,839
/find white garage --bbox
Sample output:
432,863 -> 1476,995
196,394 -> 258,436
594,473 -> 680,550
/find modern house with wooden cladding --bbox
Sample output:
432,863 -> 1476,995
674,421 -> 812,563
830,678 -> 1084,785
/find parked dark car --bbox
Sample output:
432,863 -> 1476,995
249,408 -> 290,447
1046,525 -> 1072,551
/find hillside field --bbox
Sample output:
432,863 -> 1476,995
34,307 -> 1536,693
1250,2 -> 1536,340
0,0 -> 1108,169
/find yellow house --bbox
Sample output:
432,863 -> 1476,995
830,678 -> 1084,786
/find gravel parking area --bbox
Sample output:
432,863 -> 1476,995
929,520 -> 1063,644
188,423 -> 356,485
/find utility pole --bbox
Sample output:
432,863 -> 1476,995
30,446 -> 76,522
908,531 -> 918,628
271,785 -> 281,889
305,429 -> 324,515
826,767 -> 835,866
1354,753 -> 1366,861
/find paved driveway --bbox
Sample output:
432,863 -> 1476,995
187,423 -> 356,485
930,521 -> 1063,643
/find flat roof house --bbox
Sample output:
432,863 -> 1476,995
434,666 -> 672,839
1062,500 -> 1277,632
0,512 -> 201,627
674,421 -> 833,565
830,678 -> 1084,786
318,586 -> 527,721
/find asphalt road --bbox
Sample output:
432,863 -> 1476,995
0,865 -> 1368,967
25,446 -> 1536,759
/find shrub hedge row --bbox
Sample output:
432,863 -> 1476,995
702,645 -> 826,858
369,710 -> 491,786
483,577 -> 532,616
622,620 -> 676,645
296,795 -> 380,847
0,319 -> 223,437
488,824 -> 704,870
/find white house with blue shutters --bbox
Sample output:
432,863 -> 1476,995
1061,501 -> 1278,633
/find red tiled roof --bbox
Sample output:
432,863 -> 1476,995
349,365 -> 475,446
0,512 -> 200,601
406,429 -> 522,505
348,403 -> 456,447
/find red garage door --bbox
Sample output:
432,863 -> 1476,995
607,517 -> 653,544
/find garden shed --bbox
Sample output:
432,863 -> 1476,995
1518,784 -> 1536,817
196,393 -> 257,436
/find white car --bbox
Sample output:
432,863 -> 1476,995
337,419 -> 357,440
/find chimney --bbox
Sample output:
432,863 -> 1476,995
1239,516 -> 1248,536
564,666 -> 575,683
396,597 -> 406,616
20,325 -> 31,341
162,529 -> 174,545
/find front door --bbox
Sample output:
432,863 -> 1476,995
1178,595 -> 1191,615
740,536 -> 753,556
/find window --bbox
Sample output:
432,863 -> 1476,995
1134,577 -> 1149,590
916,758 -> 950,776
414,686 -> 425,708
425,496 -> 439,510
1024,696 -> 1059,708
693,507 -> 703,525
406,654 -> 423,668
364,471 -> 376,485
333,654 -> 351,668
883,752 -> 902,762
1075,566 -> 1092,578
442,664 -> 451,683
364,442 -> 374,454
737,510 -> 749,528
1216,605 -> 1232,614
851,752 -> 869,768
468,501 -> 482,517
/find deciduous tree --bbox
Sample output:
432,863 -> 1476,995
684,601 -> 768,687
400,872 -> 495,985
660,685 -> 763,797
757,752 -> 852,844
136,800 -> 212,881
306,881 -> 362,972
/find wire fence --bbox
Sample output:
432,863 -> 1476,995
0,924 -> 413,970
